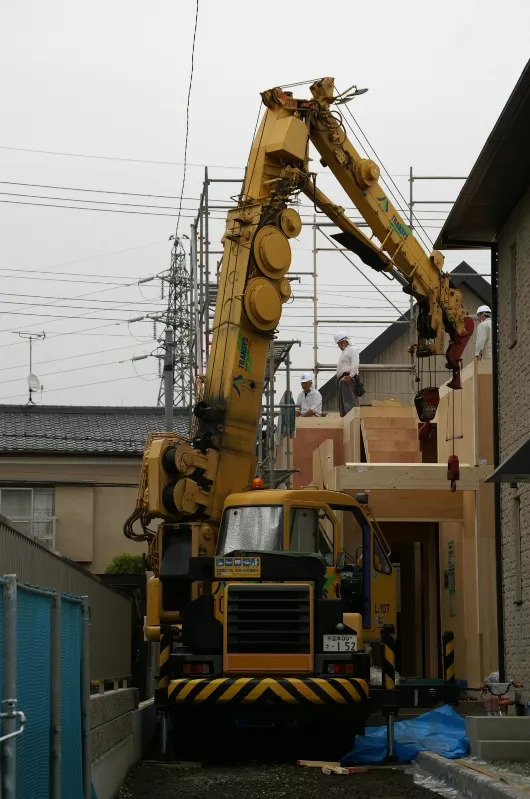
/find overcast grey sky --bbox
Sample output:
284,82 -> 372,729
0,0 -> 528,406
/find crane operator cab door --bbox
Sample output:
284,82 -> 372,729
330,503 -> 396,641
288,503 -> 340,599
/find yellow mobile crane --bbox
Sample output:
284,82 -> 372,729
125,77 -> 466,753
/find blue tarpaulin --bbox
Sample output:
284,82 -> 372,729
340,704 -> 469,765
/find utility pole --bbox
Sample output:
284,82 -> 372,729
163,327 -> 174,432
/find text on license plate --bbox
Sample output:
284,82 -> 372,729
323,634 -> 357,652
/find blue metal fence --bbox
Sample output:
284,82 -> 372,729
0,576 -> 90,799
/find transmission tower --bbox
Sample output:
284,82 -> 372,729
157,235 -> 193,411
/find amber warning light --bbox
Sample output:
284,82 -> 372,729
251,477 -> 265,490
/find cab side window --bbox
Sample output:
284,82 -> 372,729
290,508 -> 318,552
374,534 -> 392,574
289,507 -> 334,564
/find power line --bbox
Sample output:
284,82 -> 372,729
0,291 -> 163,304
0,145 -> 244,170
0,239 -> 167,279
0,311 -> 155,328
0,372 -> 160,403
0,299 -> 163,312
0,190 -> 211,212
0,198 -> 215,218
0,342 -> 144,373
0,356 -> 128,386
0,181 -> 213,200
175,0 -> 200,236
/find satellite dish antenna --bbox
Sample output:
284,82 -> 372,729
28,374 -> 40,391
27,373 -> 41,405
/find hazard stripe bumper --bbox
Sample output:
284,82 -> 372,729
167,677 -> 369,705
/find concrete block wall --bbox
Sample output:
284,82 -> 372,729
466,715 -> 530,762
497,187 -> 530,702
91,688 -> 157,799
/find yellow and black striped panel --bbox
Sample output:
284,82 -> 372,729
442,631 -> 455,683
167,677 -> 369,705
381,625 -> 396,690
159,626 -> 172,691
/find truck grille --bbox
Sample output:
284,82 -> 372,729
226,584 -> 311,654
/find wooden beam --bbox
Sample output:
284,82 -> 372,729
337,463 -> 491,491
363,489 -> 463,520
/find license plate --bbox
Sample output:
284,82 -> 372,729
323,634 -> 357,652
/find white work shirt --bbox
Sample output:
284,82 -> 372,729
336,343 -> 359,378
475,318 -> 492,359
296,387 -> 322,416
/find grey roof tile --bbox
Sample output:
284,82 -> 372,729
0,405 -> 190,455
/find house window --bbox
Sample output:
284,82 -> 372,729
513,492 -> 522,605
509,242 -> 517,348
0,487 -> 55,549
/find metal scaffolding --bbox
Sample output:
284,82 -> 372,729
186,166 -> 472,473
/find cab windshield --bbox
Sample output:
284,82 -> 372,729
217,505 -> 283,555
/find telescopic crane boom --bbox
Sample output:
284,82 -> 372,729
125,76 -> 472,568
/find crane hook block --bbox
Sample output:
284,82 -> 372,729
447,454 -> 460,492
414,387 -> 440,423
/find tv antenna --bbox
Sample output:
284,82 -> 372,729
17,332 -> 45,405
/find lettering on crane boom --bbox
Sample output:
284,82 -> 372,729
238,333 -> 253,372
389,215 -> 411,240
374,603 -> 390,614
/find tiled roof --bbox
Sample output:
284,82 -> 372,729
0,405 -> 190,456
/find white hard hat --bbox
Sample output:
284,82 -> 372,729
476,305 -> 491,315
300,372 -> 313,383
333,331 -> 348,344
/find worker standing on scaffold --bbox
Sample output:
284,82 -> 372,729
334,331 -> 363,417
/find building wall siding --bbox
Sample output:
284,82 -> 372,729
0,456 -> 146,574
497,187 -> 530,697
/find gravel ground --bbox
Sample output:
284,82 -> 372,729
485,760 -> 530,779
118,761 -> 437,799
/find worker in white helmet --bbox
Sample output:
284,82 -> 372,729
296,373 -> 322,417
475,305 -> 492,360
334,332 -> 361,417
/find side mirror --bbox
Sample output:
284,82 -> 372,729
336,551 -> 346,571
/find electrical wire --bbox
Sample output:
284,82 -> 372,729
0,356 -> 128,385
0,181 -> 221,200
0,190 -> 213,212
175,0 -> 200,236
0,372 -> 160,402
0,342 -> 145,373
0,239 -> 168,278
0,145 -> 244,170
0,198 -> 208,218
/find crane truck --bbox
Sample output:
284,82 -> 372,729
125,77 -> 467,754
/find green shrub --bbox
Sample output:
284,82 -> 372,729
105,553 -> 145,574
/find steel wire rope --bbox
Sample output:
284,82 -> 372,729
335,87 -> 435,251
